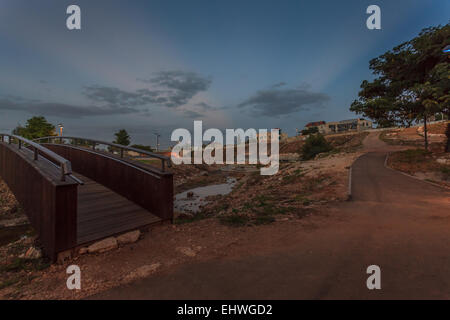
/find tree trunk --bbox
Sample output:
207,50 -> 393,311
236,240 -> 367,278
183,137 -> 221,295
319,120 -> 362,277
423,114 -> 429,151
445,122 -> 450,153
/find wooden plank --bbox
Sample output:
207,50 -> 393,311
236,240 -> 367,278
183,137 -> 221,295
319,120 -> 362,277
0,142 -> 78,261
75,173 -> 162,245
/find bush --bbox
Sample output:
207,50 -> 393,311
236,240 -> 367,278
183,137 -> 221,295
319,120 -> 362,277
301,134 -> 333,160
301,127 -> 319,136
396,149 -> 430,163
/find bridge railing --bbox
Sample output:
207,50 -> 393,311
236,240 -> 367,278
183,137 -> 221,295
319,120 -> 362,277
34,136 -> 171,172
0,134 -> 79,182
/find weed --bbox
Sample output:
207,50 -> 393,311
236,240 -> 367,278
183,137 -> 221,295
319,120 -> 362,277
0,278 -> 19,290
253,215 -> 275,225
0,258 -> 50,273
219,214 -> 250,227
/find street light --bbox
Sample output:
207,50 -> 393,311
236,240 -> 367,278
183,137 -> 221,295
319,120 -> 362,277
58,124 -> 64,136
153,132 -> 161,152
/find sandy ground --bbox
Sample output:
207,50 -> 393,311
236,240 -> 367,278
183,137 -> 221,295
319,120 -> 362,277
1,128 -> 446,299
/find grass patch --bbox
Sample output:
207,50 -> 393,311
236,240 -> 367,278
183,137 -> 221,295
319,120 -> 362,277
0,278 -> 19,290
254,215 -> 276,225
395,149 -> 431,163
0,225 -> 34,247
1,258 -> 50,273
174,212 -> 209,224
219,214 -> 250,227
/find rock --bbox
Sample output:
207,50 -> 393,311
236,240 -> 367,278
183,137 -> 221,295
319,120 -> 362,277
187,191 -> 194,198
116,230 -> 141,245
200,171 -> 209,176
21,246 -> 42,259
123,263 -> 161,282
437,158 -> 450,165
176,246 -> 197,257
57,250 -> 72,264
87,237 -> 118,253
78,247 -> 88,255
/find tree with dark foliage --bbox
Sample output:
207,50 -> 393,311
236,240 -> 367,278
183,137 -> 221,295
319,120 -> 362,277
351,24 -> 449,150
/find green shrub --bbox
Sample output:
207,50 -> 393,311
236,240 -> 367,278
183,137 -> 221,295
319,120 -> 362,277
219,214 -> 249,227
301,134 -> 333,160
396,149 -> 430,163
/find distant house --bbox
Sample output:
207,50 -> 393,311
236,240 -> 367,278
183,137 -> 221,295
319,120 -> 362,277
303,119 -> 372,135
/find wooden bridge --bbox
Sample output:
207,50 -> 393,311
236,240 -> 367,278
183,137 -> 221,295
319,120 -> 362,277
0,134 -> 173,261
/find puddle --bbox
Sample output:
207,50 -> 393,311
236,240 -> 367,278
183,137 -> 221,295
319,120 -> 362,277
174,177 -> 236,214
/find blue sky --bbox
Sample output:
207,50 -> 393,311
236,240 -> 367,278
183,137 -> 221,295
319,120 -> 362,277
0,0 -> 448,146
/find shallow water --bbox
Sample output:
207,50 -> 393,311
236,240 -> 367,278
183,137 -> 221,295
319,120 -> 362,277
174,177 -> 236,214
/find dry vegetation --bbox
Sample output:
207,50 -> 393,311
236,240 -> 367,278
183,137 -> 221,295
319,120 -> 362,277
387,149 -> 450,187
280,131 -> 368,154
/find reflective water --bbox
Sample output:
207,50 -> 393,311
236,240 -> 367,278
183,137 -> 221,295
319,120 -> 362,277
174,177 -> 237,214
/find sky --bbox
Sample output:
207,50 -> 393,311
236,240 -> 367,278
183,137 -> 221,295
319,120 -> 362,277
0,0 -> 449,147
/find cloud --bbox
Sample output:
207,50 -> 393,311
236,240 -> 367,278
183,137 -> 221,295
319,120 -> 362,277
0,97 -> 139,118
83,71 -> 213,110
83,86 -> 159,107
138,71 -> 212,108
271,82 -> 287,88
237,85 -> 329,117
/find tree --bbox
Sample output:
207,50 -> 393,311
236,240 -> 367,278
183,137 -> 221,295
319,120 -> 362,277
301,127 -> 319,136
113,129 -> 130,146
301,134 -> 333,160
13,116 -> 56,140
350,24 -> 450,149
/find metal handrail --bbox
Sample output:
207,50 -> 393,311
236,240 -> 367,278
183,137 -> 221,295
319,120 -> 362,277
0,134 -> 75,182
34,136 -> 172,171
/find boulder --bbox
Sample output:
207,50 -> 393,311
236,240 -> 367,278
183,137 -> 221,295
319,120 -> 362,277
117,230 -> 141,245
87,237 -> 118,253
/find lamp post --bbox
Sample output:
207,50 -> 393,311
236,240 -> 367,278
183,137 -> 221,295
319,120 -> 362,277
153,132 -> 161,152
58,124 -> 64,136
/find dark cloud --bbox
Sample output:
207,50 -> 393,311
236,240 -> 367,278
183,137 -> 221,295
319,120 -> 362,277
182,110 -> 204,118
83,86 -> 159,107
237,85 -> 329,117
271,82 -> 287,88
138,71 -> 212,108
0,97 -> 138,118
83,71 -> 212,110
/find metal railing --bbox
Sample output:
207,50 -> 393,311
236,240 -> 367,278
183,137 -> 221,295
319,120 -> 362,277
34,136 -> 172,172
0,134 -> 81,183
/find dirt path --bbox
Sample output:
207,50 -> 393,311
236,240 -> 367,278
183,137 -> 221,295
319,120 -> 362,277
91,132 -> 450,299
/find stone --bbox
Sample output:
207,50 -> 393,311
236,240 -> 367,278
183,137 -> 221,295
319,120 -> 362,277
187,191 -> 194,198
57,250 -> 72,264
176,246 -> 197,257
116,230 -> 141,245
123,263 -> 161,282
78,247 -> 88,255
22,246 -> 42,259
87,237 -> 118,253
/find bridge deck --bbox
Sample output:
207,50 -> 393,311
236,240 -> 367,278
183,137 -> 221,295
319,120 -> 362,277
76,173 -> 162,244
